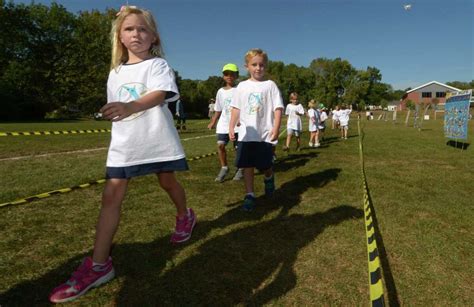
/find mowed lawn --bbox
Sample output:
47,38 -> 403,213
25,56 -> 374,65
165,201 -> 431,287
0,114 -> 472,306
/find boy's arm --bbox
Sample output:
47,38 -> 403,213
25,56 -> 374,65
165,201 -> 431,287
207,111 -> 222,129
100,90 -> 166,122
270,108 -> 283,142
229,107 -> 240,141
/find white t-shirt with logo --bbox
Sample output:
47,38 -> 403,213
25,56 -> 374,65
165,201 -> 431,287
307,108 -> 318,132
106,57 -> 185,167
230,79 -> 284,144
285,103 -> 305,131
215,87 -> 238,134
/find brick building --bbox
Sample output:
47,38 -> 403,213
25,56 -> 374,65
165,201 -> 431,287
400,81 -> 461,110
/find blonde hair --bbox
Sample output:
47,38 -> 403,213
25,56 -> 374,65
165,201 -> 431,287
244,48 -> 268,64
289,92 -> 298,100
308,99 -> 316,108
110,6 -> 163,70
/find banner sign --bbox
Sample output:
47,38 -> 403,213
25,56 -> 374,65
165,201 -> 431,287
444,90 -> 472,140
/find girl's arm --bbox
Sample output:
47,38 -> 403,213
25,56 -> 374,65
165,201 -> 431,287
100,90 -> 167,122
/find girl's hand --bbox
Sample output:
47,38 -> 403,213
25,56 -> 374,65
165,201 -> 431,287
100,102 -> 135,122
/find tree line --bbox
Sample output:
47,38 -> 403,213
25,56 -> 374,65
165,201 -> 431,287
1,1 -> 472,121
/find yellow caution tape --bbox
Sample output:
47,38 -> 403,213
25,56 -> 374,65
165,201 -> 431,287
0,152 -> 218,208
357,117 -> 385,307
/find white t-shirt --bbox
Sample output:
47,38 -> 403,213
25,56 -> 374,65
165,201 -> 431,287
318,110 -> 328,129
285,103 -> 305,131
106,57 -> 185,167
230,79 -> 284,144
307,108 -> 318,132
332,109 -> 341,121
338,109 -> 352,126
214,87 -> 238,134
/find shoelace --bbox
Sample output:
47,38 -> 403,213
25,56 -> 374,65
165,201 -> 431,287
68,262 -> 91,288
175,217 -> 188,233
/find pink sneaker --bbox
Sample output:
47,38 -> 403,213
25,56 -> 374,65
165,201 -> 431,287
49,256 -> 115,303
170,208 -> 196,243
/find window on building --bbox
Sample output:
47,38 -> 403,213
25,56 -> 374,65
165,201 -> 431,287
436,92 -> 446,98
422,92 -> 432,98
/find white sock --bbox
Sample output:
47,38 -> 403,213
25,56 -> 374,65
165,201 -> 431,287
246,192 -> 255,198
93,261 -> 106,267
264,174 -> 274,180
222,166 -> 228,170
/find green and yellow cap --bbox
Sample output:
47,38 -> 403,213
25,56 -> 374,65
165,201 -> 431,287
222,63 -> 239,73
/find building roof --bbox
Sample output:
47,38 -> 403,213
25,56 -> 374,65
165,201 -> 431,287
406,81 -> 461,93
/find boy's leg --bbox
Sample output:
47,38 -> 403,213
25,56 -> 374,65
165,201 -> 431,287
243,167 -> 254,194
215,142 -> 229,182
93,178 -> 129,263
242,167 -> 256,211
263,167 -> 275,196
217,143 -> 227,167
284,132 -> 291,150
296,135 -> 301,150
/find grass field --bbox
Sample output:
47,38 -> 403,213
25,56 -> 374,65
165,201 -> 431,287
0,113 -> 473,306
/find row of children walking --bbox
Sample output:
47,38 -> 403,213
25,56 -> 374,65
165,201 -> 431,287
281,95 -> 352,150
49,6 -> 284,303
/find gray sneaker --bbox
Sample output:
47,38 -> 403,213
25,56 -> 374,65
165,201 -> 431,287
232,168 -> 244,180
215,167 -> 229,182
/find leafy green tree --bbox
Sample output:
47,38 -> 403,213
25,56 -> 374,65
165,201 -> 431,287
67,9 -> 114,115
309,57 -> 356,108
446,80 -> 474,90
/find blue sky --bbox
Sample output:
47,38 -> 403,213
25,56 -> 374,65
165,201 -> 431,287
13,0 -> 473,90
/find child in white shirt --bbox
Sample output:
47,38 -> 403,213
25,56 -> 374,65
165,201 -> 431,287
338,104 -> 352,139
49,6 -> 196,303
208,63 -> 243,182
283,92 -> 305,151
307,99 -> 320,147
229,48 -> 283,211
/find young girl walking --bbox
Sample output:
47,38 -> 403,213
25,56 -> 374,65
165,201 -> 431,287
307,99 -> 320,147
283,92 -> 305,151
49,6 -> 196,303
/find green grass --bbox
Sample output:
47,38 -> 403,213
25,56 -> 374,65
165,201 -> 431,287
0,115 -> 473,305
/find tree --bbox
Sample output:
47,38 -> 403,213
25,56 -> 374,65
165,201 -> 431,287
446,80 -> 474,90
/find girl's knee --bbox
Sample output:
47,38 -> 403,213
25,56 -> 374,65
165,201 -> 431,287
158,173 -> 180,191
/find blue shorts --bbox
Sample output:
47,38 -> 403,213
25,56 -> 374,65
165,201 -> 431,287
287,128 -> 301,137
106,158 -> 189,179
235,142 -> 273,171
217,133 -> 238,146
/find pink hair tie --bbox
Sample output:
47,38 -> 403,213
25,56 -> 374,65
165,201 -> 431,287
116,5 -> 137,16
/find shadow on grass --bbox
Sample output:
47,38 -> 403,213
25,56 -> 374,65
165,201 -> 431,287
446,140 -> 470,150
273,152 -> 318,172
0,169 -> 357,305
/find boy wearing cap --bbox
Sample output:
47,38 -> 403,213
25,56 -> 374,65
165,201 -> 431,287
208,63 -> 243,182
317,103 -> 328,142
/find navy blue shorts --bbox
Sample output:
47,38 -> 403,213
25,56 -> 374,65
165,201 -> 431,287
106,158 -> 189,179
235,142 -> 273,171
217,133 -> 238,145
